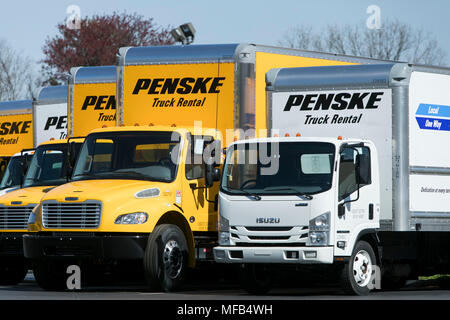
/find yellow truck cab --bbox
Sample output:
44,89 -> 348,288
25,125 -> 221,291
0,138 -> 83,284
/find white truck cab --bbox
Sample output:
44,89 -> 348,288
214,136 -> 380,294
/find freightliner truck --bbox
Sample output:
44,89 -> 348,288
0,85 -> 68,197
24,44 -> 386,291
1,67 -> 117,285
0,85 -> 76,284
214,63 -> 450,295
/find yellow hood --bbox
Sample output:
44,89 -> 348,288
0,186 -> 54,206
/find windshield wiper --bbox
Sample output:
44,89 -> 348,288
239,188 -> 262,201
263,187 -> 313,200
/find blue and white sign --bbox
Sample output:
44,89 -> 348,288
415,103 -> 450,131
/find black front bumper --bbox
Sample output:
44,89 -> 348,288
0,233 -> 25,257
23,233 -> 148,260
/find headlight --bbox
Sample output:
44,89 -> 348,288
115,212 -> 148,224
308,212 -> 330,246
135,188 -> 160,199
218,215 -> 230,245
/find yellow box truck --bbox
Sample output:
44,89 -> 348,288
25,44 -> 385,291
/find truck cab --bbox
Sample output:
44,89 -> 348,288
0,138 -> 83,285
214,136 -> 380,295
25,126 -> 222,291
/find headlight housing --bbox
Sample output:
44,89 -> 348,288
308,212 -> 330,246
115,212 -> 148,224
218,215 -> 230,245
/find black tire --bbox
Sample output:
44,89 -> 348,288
239,264 -> 272,295
0,258 -> 28,285
143,224 -> 188,292
32,260 -> 68,291
340,240 -> 377,295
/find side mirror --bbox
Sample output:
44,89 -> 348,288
338,203 -> 345,217
356,154 -> 371,185
205,163 -> 221,188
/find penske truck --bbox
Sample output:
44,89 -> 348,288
0,85 -> 73,284
0,67 -> 118,285
24,44 -> 387,291
0,86 -> 68,197
213,63 -> 450,295
0,100 -> 33,181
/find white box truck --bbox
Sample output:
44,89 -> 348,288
214,63 -> 450,295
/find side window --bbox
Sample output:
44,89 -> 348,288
185,135 -> 214,180
338,146 -> 371,201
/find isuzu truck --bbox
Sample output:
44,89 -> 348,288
24,44 -> 385,291
214,63 -> 450,295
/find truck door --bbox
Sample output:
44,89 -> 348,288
336,145 -> 374,251
182,135 -> 220,231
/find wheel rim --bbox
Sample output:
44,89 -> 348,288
352,250 -> 373,287
163,239 -> 183,279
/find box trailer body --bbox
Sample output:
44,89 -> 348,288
265,63 -> 450,233
25,44 -> 388,292
0,100 -> 33,177
214,63 -> 450,295
116,44 -> 386,134
68,66 -> 117,137
33,85 -> 68,145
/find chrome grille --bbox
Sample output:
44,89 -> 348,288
0,205 -> 36,229
42,201 -> 102,229
231,225 -> 309,244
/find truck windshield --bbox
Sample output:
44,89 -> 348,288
72,131 -> 181,183
0,154 -> 32,189
221,142 -> 335,196
24,144 -> 73,188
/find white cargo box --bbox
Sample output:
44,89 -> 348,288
266,63 -> 450,232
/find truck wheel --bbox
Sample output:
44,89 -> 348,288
32,260 -> 68,291
340,240 -> 376,295
144,224 -> 188,292
240,264 -> 272,295
0,258 -> 28,285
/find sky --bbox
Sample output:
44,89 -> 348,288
1,0 -> 449,66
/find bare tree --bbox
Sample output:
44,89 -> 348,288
279,19 -> 447,66
0,39 -> 40,100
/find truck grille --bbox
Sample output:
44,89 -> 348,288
42,201 -> 102,229
231,225 -> 309,245
0,205 -> 36,229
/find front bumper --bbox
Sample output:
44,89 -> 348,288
23,233 -> 148,260
213,246 -> 334,264
0,232 -> 26,257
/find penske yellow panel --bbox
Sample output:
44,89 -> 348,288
70,83 -> 116,137
255,52 -> 359,133
0,113 -> 33,156
122,63 -> 235,135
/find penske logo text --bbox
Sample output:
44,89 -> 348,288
132,77 -> 226,95
81,95 -> 116,110
282,91 -> 385,126
284,92 -> 384,111
0,121 -> 31,135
